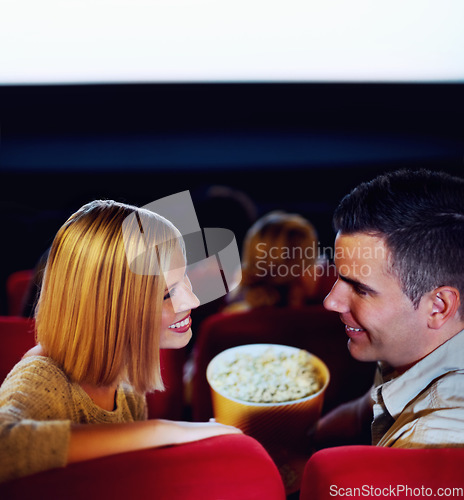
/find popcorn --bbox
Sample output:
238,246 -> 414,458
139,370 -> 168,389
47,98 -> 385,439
209,346 -> 322,403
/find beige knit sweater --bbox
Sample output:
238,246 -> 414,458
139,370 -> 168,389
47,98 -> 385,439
0,356 -> 147,483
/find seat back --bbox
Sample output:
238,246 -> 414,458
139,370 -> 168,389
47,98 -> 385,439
300,445 -> 464,500
0,316 -> 36,383
145,348 -> 188,420
6,270 -> 34,316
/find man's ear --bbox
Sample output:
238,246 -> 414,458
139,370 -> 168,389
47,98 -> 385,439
427,286 -> 461,329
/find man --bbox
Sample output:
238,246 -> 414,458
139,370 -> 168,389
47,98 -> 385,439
314,169 -> 464,448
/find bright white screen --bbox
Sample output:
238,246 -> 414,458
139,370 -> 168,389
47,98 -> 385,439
1,0 -> 463,84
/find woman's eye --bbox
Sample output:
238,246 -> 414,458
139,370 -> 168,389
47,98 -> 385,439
163,291 -> 171,301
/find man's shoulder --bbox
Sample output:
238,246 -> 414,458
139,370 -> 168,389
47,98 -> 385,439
432,369 -> 464,406
379,370 -> 464,447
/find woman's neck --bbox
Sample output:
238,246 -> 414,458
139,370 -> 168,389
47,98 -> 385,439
80,383 -> 117,412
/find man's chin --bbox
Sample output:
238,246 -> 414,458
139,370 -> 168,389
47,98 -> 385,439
347,339 -> 376,363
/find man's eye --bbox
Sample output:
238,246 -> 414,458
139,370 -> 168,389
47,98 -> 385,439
353,286 -> 367,296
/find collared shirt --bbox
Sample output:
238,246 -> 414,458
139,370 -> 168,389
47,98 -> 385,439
371,329 -> 464,448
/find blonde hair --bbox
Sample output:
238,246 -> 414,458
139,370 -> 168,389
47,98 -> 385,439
35,200 -> 182,394
241,211 -> 319,307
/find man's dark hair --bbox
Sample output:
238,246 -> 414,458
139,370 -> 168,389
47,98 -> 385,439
333,169 -> 464,312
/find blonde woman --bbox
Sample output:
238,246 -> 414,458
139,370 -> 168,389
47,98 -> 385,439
0,200 -> 240,483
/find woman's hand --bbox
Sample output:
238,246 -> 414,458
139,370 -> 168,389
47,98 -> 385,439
164,419 -> 243,445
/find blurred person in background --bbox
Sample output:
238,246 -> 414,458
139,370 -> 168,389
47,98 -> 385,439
225,210 -> 327,312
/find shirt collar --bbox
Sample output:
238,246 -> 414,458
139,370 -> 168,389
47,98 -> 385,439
379,328 -> 464,419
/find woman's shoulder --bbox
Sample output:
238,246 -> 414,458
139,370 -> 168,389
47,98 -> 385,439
1,355 -> 70,397
10,354 -> 64,375
0,355 -> 74,421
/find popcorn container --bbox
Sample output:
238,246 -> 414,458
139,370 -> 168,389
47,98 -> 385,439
206,344 -> 330,454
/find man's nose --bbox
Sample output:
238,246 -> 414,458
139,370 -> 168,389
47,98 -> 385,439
323,279 -> 349,313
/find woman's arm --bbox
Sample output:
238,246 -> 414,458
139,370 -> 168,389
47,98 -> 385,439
68,419 -> 242,464
0,416 -> 241,483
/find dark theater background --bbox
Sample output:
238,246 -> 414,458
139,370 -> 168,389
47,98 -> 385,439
1,82 -> 463,315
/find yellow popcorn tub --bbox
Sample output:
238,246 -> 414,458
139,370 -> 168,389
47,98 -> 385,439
206,344 -> 330,453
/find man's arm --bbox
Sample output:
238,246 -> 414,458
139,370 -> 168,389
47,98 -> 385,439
312,389 -> 373,448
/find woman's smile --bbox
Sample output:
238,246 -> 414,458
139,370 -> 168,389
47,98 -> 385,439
168,314 -> 192,333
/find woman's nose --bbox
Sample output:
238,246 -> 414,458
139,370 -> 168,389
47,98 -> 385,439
185,276 -> 200,309
172,280 -> 200,312
187,288 -> 201,310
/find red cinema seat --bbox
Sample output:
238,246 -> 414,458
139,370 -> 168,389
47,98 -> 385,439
0,316 -> 36,383
300,445 -> 464,500
145,348 -> 188,420
0,434 -> 286,500
6,270 -> 34,316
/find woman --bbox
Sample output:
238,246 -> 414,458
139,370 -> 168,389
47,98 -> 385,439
0,200 -> 240,483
